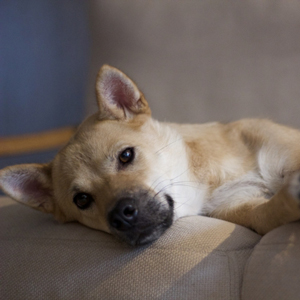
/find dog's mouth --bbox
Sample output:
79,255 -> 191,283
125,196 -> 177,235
108,193 -> 174,246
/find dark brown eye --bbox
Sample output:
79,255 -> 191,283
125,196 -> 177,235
73,193 -> 94,210
119,147 -> 135,164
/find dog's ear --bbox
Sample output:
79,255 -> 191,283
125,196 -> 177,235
95,65 -> 151,120
0,164 -> 54,213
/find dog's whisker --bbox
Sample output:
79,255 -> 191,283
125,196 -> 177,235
155,137 -> 184,154
156,181 -> 204,195
150,173 -> 171,192
174,199 -> 196,210
169,167 -> 193,182
150,166 -> 193,195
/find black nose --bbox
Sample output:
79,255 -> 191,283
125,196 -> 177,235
109,198 -> 138,231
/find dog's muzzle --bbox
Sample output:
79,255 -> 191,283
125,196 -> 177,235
108,193 -> 174,246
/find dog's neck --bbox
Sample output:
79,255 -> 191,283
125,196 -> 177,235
150,119 -> 257,219
144,119 -> 208,219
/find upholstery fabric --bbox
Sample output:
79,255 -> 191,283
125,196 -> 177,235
242,222 -> 300,300
87,0 -> 300,130
0,197 -> 260,300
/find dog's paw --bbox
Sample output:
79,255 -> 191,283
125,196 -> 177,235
288,171 -> 300,205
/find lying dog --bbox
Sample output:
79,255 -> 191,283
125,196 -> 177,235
1,65 -> 300,245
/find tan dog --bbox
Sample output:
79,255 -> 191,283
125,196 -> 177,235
1,65 -> 300,245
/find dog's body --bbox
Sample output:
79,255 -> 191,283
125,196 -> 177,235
1,65 -> 300,245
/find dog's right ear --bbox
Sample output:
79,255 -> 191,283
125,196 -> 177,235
95,65 -> 151,120
0,164 -> 54,213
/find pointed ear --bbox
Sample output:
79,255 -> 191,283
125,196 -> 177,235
95,65 -> 151,120
0,164 -> 54,213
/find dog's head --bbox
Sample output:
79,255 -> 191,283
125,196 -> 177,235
0,65 -> 192,245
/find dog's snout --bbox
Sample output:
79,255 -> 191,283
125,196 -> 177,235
109,198 -> 138,231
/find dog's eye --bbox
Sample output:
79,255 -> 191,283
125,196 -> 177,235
119,148 -> 134,164
73,193 -> 94,210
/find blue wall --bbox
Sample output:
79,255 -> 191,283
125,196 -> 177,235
0,0 -> 90,168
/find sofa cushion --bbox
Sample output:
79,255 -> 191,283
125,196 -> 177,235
0,197 -> 260,300
242,221 -> 300,300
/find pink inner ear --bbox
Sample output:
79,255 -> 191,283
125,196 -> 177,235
8,171 -> 51,200
102,74 -> 138,109
21,177 -> 51,199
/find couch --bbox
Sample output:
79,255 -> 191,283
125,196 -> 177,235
1,196 -> 300,299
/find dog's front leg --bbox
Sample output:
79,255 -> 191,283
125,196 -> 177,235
211,172 -> 300,235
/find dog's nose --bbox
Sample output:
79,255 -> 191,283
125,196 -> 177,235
109,198 -> 138,231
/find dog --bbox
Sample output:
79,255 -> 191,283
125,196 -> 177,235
1,65 -> 300,246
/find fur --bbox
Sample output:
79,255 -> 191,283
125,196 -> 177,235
1,65 -> 300,245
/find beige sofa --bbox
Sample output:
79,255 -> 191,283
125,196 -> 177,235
1,196 -> 300,299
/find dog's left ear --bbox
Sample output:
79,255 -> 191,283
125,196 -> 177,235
95,65 -> 151,120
